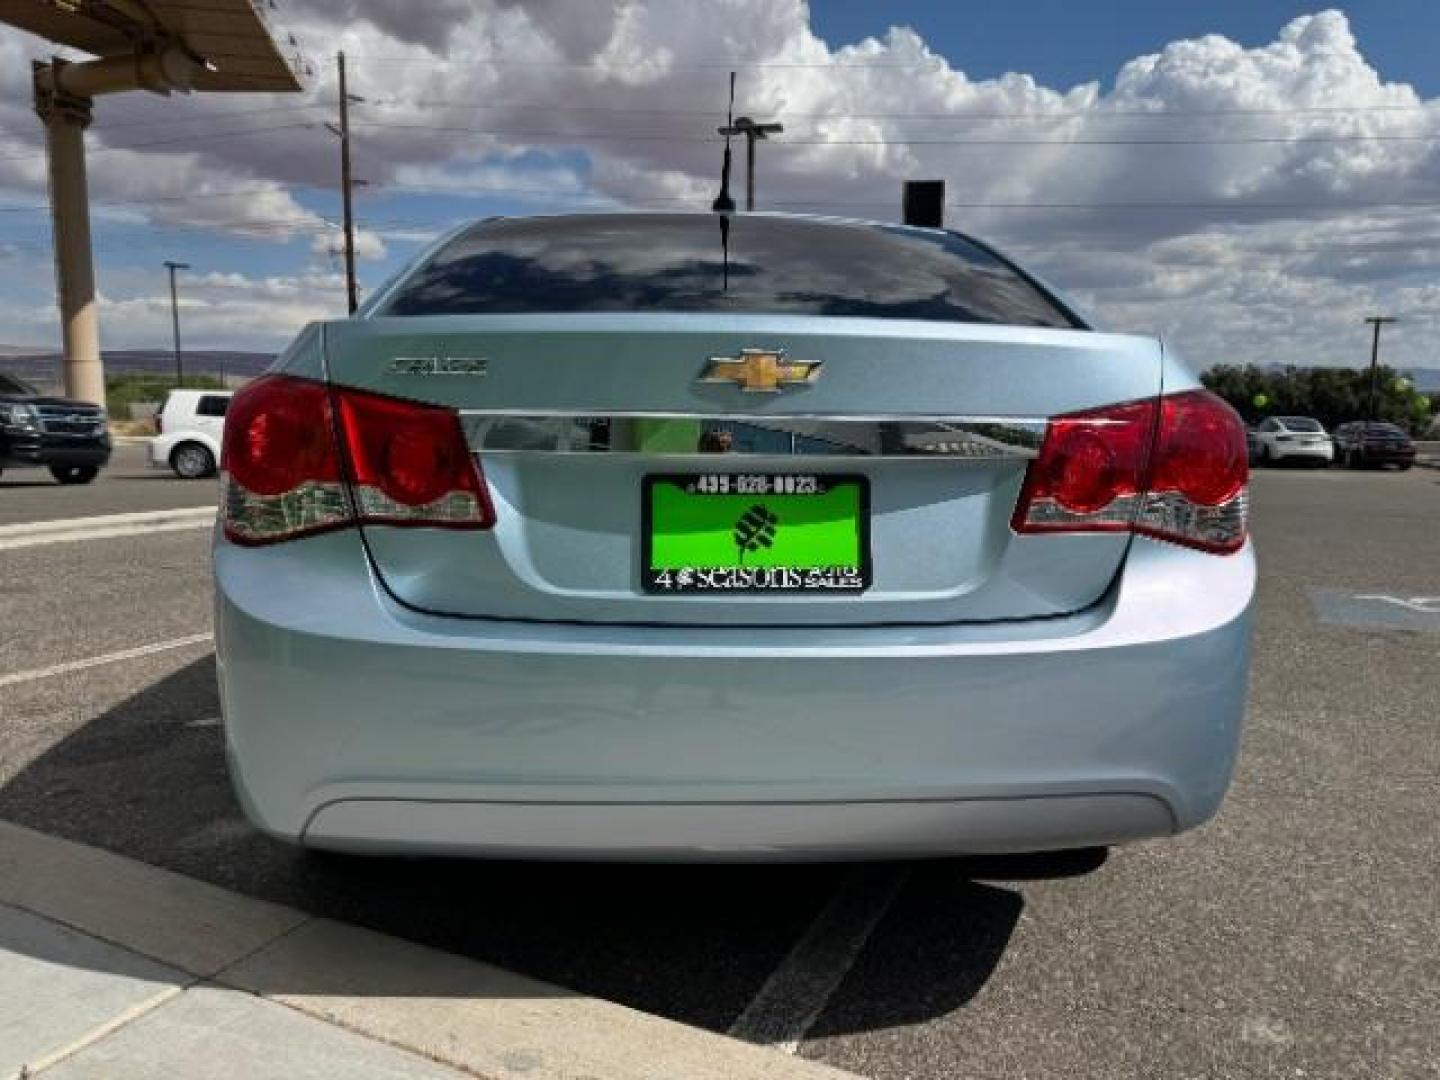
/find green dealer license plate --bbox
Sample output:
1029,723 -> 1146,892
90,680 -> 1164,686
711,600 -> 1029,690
642,473 -> 871,593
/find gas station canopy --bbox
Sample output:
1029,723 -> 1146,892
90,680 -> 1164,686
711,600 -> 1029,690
0,0 -> 304,92
1,0 -> 306,408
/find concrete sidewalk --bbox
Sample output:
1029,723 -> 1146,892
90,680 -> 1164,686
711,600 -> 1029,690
0,822 -> 857,1080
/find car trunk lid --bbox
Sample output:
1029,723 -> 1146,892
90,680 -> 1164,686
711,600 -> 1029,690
323,313 -> 1162,626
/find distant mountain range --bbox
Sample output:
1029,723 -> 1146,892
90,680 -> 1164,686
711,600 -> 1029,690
0,348 -> 274,392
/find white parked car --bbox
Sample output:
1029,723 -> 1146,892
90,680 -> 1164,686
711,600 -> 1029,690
1251,416 -> 1333,466
150,389 -> 232,478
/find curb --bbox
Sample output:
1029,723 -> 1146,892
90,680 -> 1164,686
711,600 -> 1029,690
0,822 -> 859,1080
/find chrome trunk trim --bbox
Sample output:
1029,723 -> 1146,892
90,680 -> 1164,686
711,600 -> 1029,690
459,413 -> 1045,458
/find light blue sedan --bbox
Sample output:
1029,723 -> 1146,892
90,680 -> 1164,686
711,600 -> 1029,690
214,212 -> 1253,860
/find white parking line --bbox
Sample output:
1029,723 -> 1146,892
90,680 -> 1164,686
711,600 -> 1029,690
0,507 -> 215,552
0,633 -> 214,690
728,865 -> 909,1053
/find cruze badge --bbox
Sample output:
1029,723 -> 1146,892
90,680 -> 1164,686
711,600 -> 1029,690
386,356 -> 489,376
699,348 -> 821,393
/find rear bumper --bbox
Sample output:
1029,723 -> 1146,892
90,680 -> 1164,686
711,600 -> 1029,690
215,531 -> 1254,860
1357,447 -> 1416,465
1271,442 -> 1332,461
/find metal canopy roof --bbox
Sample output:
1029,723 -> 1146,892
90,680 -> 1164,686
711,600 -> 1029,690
0,0 -> 304,92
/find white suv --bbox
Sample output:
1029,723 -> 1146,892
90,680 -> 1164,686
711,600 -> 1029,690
150,389 -> 232,478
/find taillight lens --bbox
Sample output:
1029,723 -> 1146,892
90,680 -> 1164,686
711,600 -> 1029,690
1010,399 -> 1154,532
1013,389 -> 1248,554
1134,390 -> 1248,553
221,376 -> 350,545
220,375 -> 494,546
334,385 -> 495,527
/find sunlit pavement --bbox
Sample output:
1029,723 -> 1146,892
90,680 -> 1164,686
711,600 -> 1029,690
1,467 -> 1436,1078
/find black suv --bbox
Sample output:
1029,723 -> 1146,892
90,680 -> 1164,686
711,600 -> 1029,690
0,372 -> 112,484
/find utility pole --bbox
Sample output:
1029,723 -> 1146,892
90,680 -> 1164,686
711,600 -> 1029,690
1364,316 -> 1397,421
164,260 -> 190,388
336,52 -> 358,314
717,114 -> 782,211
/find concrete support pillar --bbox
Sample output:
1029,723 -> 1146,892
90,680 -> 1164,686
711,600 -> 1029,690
34,61 -> 104,408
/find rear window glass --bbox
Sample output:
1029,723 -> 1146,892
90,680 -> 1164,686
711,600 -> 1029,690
381,214 -> 1080,328
1279,417 -> 1323,431
197,395 -> 230,417
1365,423 -> 1406,436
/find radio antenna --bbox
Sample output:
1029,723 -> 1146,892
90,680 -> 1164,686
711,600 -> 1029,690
711,71 -> 737,213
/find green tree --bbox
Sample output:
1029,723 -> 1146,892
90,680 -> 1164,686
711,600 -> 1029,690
1200,365 -> 1429,433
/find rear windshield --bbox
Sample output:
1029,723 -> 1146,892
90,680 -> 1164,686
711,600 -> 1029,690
1365,423 -> 1407,436
380,214 -> 1080,328
1279,417 -> 1323,431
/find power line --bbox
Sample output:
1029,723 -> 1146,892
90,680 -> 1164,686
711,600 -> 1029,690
0,186 -> 332,214
347,120 -> 1440,147
0,122 -> 320,163
360,97 -> 1438,122
5,181 -> 1440,217
0,111 -> 1428,166
94,103 -> 329,131
339,49 -> 1384,70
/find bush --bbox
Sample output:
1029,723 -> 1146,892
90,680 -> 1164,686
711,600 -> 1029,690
1201,364 -> 1432,434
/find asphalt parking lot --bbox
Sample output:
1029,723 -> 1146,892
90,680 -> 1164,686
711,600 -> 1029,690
0,443 -> 217,525
1,464 -> 1437,1078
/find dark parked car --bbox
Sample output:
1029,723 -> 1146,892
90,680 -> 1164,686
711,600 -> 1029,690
1332,421 -> 1416,470
0,372 -> 111,484
1245,426 -> 1263,465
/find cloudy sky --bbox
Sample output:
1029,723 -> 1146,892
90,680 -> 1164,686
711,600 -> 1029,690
1,0 -> 1438,369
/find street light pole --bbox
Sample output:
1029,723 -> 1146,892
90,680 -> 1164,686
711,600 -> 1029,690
164,260 -> 190,388
717,115 -> 783,211
1363,315 -> 1397,421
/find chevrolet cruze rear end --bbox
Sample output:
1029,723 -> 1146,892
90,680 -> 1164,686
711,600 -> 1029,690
215,213 -> 1254,860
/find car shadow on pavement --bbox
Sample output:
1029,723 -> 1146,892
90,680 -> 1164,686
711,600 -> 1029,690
0,656 -> 1104,1037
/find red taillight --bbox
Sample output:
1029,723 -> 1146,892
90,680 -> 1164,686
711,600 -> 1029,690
1013,389 -> 1248,554
1148,392 -> 1248,508
1011,399 -> 1154,531
334,385 -> 495,527
220,375 -> 494,546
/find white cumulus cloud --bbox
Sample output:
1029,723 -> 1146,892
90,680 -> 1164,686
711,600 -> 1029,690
0,5 -> 1436,365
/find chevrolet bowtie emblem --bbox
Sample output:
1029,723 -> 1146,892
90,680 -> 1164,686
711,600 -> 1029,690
698,348 -> 822,393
